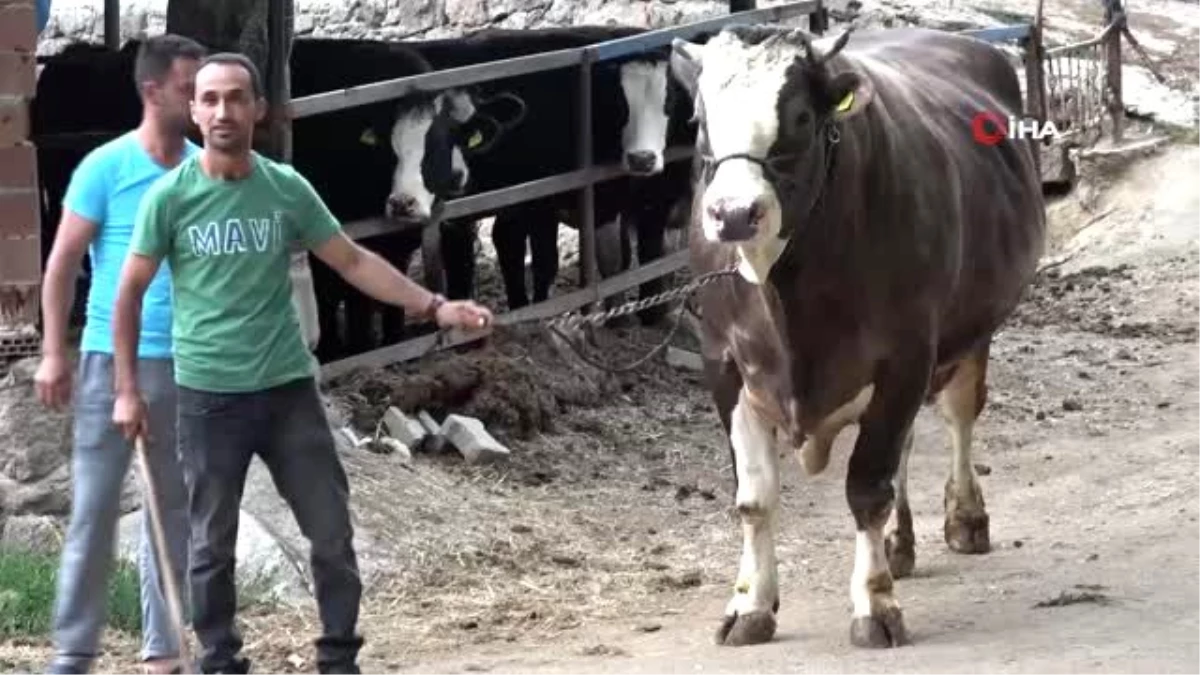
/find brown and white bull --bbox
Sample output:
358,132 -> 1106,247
669,25 -> 1045,648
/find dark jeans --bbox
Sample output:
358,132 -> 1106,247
177,376 -> 363,674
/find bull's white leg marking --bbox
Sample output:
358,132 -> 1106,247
938,356 -> 991,553
619,61 -> 669,173
884,427 -> 916,577
850,526 -> 898,618
798,384 -> 875,475
390,108 -> 437,219
725,389 -> 780,625
692,33 -> 797,284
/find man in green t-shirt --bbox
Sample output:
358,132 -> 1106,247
110,52 -> 493,675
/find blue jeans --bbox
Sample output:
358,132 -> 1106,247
177,376 -> 363,674
49,352 -> 191,671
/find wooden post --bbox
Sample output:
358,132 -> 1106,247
104,0 -> 120,49
265,0 -> 291,162
1104,0 -> 1124,142
809,0 -> 828,33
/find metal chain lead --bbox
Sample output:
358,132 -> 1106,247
415,260 -> 740,371
545,261 -> 740,332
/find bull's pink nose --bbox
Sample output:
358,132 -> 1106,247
707,198 -> 762,241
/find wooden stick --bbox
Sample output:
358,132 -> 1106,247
134,435 -> 195,673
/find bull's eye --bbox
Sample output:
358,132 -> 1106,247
796,110 -> 812,126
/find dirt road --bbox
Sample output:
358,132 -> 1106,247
386,144 -> 1200,674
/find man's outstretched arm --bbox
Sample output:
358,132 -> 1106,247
311,231 -> 492,330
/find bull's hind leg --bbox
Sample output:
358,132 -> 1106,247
884,427 -> 916,578
939,342 -> 992,554
715,386 -> 781,647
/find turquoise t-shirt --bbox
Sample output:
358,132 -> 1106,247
63,131 -> 199,359
129,152 -> 342,393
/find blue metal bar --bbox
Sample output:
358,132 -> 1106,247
960,24 -> 1032,43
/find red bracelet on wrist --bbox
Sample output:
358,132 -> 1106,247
422,293 -> 446,322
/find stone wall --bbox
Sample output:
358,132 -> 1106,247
37,0 -> 809,54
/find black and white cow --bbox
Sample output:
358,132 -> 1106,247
670,24 -> 1044,647
411,27 -> 703,318
288,38 -> 487,361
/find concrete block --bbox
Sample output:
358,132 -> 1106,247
375,437 -> 412,461
383,406 -> 427,447
417,410 -> 440,435
665,346 -> 703,372
442,414 -> 510,464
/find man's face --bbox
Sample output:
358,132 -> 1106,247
145,57 -> 199,134
191,62 -> 265,153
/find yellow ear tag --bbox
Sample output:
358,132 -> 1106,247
359,128 -> 378,146
467,130 -> 484,149
735,579 -> 751,594
836,91 -> 855,113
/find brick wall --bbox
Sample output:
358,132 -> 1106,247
0,0 -> 40,334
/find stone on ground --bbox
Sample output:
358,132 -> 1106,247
442,414 -> 511,464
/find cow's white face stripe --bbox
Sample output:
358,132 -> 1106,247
390,108 -> 436,219
620,60 -> 669,172
695,33 -> 795,280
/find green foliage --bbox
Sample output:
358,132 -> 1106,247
0,550 -> 142,638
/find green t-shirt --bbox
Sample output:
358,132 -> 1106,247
130,152 -> 341,393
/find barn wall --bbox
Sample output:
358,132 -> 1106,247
36,0 -> 803,53
0,0 -> 41,351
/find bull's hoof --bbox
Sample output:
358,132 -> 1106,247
944,509 -> 991,554
884,532 -> 916,579
714,611 -> 776,646
849,607 -> 910,649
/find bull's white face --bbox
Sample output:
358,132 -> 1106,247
694,33 -> 794,247
619,60 -> 670,176
671,28 -> 864,284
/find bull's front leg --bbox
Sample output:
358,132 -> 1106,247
844,349 -> 931,649
715,387 -> 781,647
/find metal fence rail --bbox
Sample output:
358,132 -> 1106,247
316,14 -> 1046,380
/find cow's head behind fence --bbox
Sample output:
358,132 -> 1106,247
386,88 -> 478,222
670,25 -> 870,278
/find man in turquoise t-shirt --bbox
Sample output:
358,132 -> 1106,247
110,52 -> 493,675
32,34 -> 208,675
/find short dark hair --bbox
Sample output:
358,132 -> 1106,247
133,33 -> 207,91
199,52 -> 265,99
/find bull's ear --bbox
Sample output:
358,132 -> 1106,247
669,38 -> 703,99
826,70 -> 873,120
